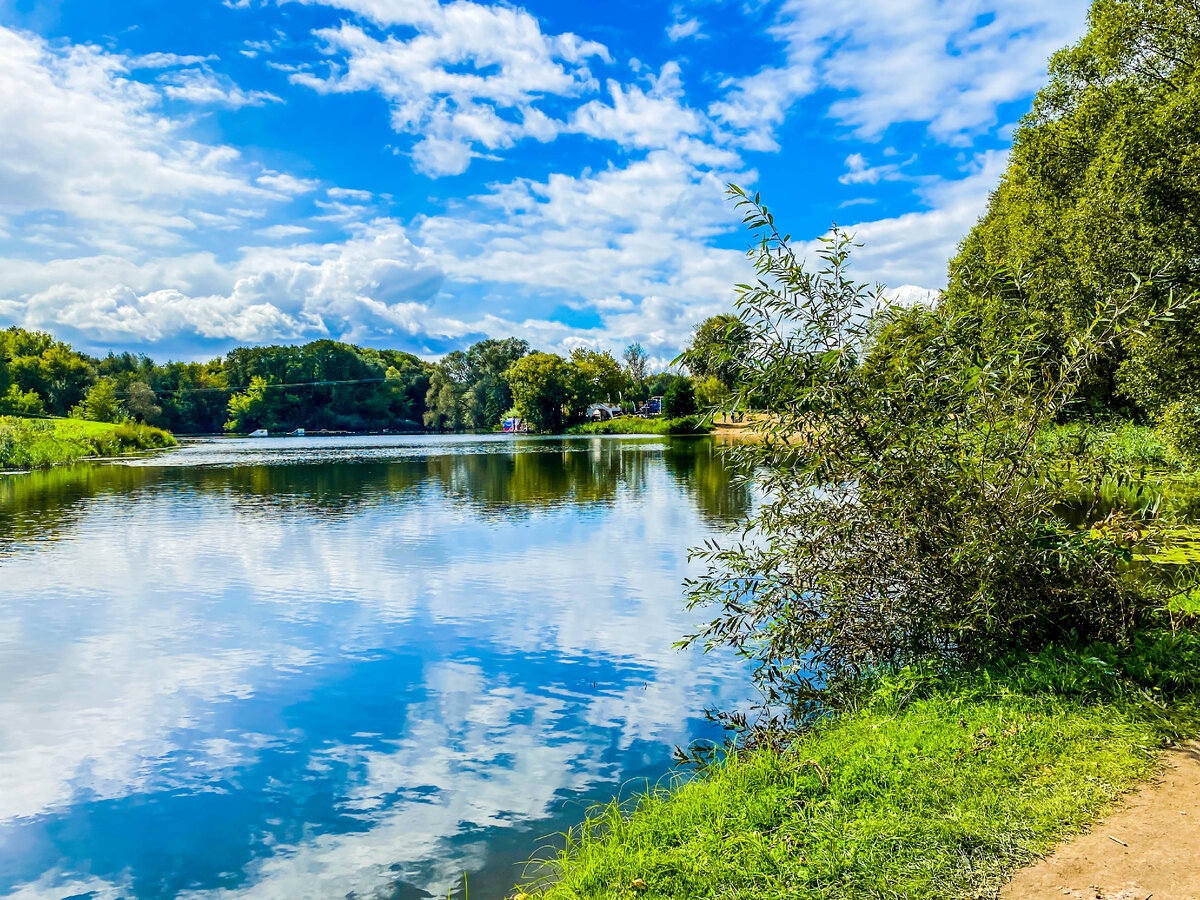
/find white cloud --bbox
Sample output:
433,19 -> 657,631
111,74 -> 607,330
416,151 -> 751,360
128,52 -> 217,68
288,3 -> 609,176
0,3 -> 1027,365
326,186 -> 373,201
256,224 -> 315,239
160,68 -> 282,108
713,0 -> 1089,148
838,151 -> 905,185
824,149 -> 1009,290
4,223 -> 448,350
569,62 -> 738,167
709,64 -> 816,152
257,172 -> 321,194
666,17 -> 703,41
0,26 -> 276,250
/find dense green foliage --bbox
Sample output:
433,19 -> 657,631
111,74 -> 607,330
1039,420 -> 1183,471
661,378 -> 697,418
1,326 -> 697,435
505,352 -> 578,433
215,340 -> 430,433
522,635 -> 1200,900
0,328 -> 93,416
503,348 -> 645,432
681,191 -> 1193,731
0,417 -> 175,469
423,338 -> 529,431
569,416 -> 712,436
940,0 -> 1200,430
686,315 -> 751,389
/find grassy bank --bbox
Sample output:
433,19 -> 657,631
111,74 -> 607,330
1039,421 -> 1184,472
569,416 -> 712,436
520,635 -> 1200,900
0,416 -> 176,470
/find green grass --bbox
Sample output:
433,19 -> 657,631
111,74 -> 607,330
569,416 -> 713,436
519,636 -> 1200,900
0,416 -> 176,469
1040,421 -> 1183,472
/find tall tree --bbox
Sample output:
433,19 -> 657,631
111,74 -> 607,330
224,376 -> 274,433
622,343 -> 649,384
72,379 -> 121,423
687,315 -> 751,388
569,348 -> 628,412
503,352 -> 574,433
942,0 -> 1200,429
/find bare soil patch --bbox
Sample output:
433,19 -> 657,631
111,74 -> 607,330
1002,741 -> 1200,900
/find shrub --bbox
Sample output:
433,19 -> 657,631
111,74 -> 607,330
568,416 -> 712,436
662,415 -> 710,435
1158,399 -> 1200,466
678,189 -> 1195,730
662,377 -> 697,417
0,384 -> 45,416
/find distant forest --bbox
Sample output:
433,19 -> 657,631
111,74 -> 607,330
0,328 -> 699,434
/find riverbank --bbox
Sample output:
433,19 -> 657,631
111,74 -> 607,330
519,634 -> 1200,899
0,416 -> 176,470
568,416 -> 712,436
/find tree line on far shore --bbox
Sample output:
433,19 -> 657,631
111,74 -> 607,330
0,324 -> 743,435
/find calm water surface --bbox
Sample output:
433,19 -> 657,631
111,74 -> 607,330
0,434 -> 752,899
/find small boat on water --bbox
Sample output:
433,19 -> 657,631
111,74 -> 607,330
287,428 -> 306,437
249,428 -> 268,437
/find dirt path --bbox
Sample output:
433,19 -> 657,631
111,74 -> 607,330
1002,741 -> 1200,900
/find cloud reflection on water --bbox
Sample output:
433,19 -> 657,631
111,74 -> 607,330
0,435 -> 752,899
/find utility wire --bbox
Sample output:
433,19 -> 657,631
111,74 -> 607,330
113,376 -> 397,398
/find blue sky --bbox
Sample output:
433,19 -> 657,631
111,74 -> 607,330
0,0 -> 1090,365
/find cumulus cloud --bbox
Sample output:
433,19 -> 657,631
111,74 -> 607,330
4,224 -> 449,352
838,151 -> 907,185
256,224 -> 315,239
569,62 -> 738,167
416,151 -> 751,360
821,149 -> 1010,290
159,68 -> 282,108
713,0 -> 1088,147
128,52 -> 217,68
666,17 -> 703,41
257,172 -> 321,194
0,25 -> 275,250
288,2 -> 609,176
0,3 -> 1027,364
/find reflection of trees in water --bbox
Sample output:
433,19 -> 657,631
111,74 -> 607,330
0,464 -> 158,554
1057,478 -> 1200,528
0,438 -> 750,547
194,462 -> 427,520
425,439 -> 654,515
661,439 -> 753,526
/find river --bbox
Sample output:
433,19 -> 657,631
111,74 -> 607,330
0,434 -> 752,900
